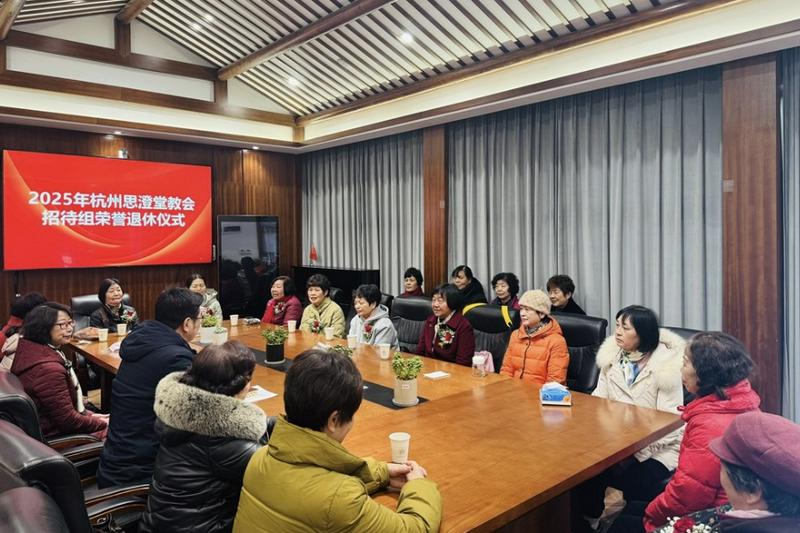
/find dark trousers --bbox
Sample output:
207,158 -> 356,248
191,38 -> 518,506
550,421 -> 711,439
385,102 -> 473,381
571,458 -> 669,527
606,501 -> 649,533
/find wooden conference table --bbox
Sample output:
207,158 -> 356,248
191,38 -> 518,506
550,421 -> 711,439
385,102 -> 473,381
73,322 -> 682,533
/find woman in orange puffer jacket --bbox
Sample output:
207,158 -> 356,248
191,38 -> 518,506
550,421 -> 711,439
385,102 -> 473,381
500,290 -> 569,385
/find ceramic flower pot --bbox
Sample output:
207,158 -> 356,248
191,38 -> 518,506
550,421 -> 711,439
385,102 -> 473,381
199,326 -> 215,344
393,378 -> 419,407
266,343 -> 285,365
213,330 -> 228,345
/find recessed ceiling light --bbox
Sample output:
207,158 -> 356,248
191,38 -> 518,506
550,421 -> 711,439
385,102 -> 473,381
287,77 -> 300,87
399,32 -> 414,44
191,22 -> 201,31
113,130 -> 122,135
251,146 -> 259,150
204,13 -> 214,22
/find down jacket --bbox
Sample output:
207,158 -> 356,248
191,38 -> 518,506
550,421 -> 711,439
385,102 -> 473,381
644,380 -> 761,531
233,417 -> 442,533
593,328 -> 686,470
499,319 -> 569,385
139,372 -> 267,533
348,304 -> 398,349
10,338 -> 107,438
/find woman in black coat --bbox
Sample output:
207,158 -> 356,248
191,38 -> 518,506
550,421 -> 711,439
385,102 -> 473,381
140,341 -> 267,533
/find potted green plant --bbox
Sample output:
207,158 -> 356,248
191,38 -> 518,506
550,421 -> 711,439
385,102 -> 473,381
213,325 -> 228,345
199,309 -> 218,344
261,327 -> 289,365
391,352 -> 423,407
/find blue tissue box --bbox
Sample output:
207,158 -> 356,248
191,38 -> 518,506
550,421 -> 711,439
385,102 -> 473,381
540,387 -> 572,406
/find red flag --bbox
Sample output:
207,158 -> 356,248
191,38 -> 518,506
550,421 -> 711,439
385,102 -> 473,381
309,244 -> 318,264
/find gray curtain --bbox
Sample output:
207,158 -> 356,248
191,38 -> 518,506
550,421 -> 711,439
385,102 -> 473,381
448,68 -> 723,330
301,132 -> 424,296
781,48 -> 800,422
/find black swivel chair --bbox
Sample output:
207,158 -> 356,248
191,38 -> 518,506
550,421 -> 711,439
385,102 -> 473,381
380,293 -> 394,315
390,296 -> 433,353
70,293 -> 133,331
551,312 -> 608,393
0,420 -> 149,533
0,485 -> 70,533
463,304 -> 518,371
0,371 -> 104,480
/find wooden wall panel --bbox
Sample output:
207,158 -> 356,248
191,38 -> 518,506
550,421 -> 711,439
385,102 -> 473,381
423,126 -> 448,293
722,54 -> 783,414
0,124 -> 300,321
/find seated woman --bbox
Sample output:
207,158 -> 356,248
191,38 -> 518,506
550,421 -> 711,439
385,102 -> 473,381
451,265 -> 487,307
261,276 -> 302,326
654,412 -> 800,532
572,305 -> 685,533
500,290 -> 568,384
233,349 -> 441,532
11,302 -> 108,439
140,341 -> 267,533
90,278 -> 138,333
186,273 -> 222,321
0,292 -> 47,370
490,272 -> 521,309
547,274 -> 586,315
415,284 -> 475,366
638,332 -> 761,532
399,267 -> 424,297
349,284 -> 398,349
299,274 -> 345,338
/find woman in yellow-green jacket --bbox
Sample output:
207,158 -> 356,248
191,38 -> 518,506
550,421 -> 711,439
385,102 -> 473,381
233,349 -> 441,533
298,274 -> 346,338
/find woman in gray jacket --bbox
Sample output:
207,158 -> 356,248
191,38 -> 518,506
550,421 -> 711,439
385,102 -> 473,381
348,284 -> 398,350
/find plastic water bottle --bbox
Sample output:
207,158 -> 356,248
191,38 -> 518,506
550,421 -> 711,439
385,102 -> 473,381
472,355 -> 486,378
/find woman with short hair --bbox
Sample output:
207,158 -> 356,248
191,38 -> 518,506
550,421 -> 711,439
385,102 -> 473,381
11,302 -> 108,439
415,284 -> 475,366
186,273 -> 223,321
400,267 -> 424,297
348,284 -> 398,349
490,272 -> 521,309
0,292 -> 47,370
140,341 -> 267,533
261,276 -> 302,326
90,278 -> 138,332
451,265 -> 487,307
299,274 -> 345,337
233,349 -> 441,532
573,305 -> 686,533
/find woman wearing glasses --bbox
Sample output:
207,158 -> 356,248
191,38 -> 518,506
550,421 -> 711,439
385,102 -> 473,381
11,302 -> 108,439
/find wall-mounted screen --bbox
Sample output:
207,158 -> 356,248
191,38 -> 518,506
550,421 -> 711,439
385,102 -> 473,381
3,150 -> 212,270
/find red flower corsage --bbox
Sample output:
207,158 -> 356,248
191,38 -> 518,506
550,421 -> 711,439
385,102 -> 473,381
436,325 -> 455,348
274,301 -> 286,316
309,319 -> 323,333
363,322 -> 374,342
672,517 -> 696,532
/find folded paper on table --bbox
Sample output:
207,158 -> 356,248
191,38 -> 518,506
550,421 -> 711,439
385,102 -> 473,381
540,381 -> 572,406
244,385 -> 277,403
424,371 -> 451,380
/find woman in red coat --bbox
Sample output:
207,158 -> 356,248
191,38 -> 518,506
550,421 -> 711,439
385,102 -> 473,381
415,284 -> 475,366
261,276 -> 302,326
11,302 -> 108,439
608,332 -> 761,533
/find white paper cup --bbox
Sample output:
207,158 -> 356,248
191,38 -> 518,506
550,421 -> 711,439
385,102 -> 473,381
324,327 -> 335,340
347,335 -> 357,348
97,328 -> 108,342
287,320 -> 297,333
389,432 -> 411,464
116,323 -> 127,336
378,343 -> 391,360
229,314 -> 239,326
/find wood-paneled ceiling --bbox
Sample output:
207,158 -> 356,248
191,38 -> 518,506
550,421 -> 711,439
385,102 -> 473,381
14,0 -> 679,117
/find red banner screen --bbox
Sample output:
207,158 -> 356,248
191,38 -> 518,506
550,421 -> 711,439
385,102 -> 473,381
3,150 -> 212,270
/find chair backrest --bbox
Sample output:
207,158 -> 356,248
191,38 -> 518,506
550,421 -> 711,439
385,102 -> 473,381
380,293 -> 394,315
70,293 -> 132,330
463,305 -> 518,371
0,486 -> 70,533
551,312 -> 608,393
0,420 -> 91,533
0,371 -> 44,442
390,296 -> 433,353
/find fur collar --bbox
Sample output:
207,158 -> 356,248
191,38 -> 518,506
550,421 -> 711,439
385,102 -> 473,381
155,372 -> 266,441
596,328 -> 686,389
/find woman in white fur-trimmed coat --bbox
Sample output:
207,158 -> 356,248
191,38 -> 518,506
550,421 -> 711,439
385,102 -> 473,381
140,341 -> 267,533
572,305 -> 686,533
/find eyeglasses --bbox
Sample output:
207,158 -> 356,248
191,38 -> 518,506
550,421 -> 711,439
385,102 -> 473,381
54,320 -> 75,330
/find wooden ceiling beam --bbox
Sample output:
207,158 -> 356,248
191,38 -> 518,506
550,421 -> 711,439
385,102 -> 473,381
0,0 -> 26,40
218,0 -> 395,81
116,0 -> 155,24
